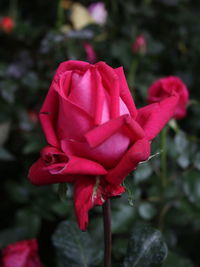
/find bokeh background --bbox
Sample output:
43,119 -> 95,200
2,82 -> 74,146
0,0 -> 200,266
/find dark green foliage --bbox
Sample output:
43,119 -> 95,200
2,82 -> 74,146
124,224 -> 168,267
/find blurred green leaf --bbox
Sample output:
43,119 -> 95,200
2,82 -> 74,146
58,183 -> 68,201
162,251 -> 193,267
0,121 -> 11,146
0,147 -> 14,160
0,227 -> 28,249
124,224 -> 168,267
183,170 -> 200,206
138,203 -> 156,220
52,221 -> 103,267
134,163 -> 152,184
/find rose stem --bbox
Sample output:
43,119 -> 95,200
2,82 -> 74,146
160,126 -> 168,192
103,199 -> 112,267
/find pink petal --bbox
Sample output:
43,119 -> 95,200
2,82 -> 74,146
68,69 -> 95,116
61,133 -> 130,169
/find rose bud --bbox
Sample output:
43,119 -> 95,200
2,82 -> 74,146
88,2 -> 107,25
0,16 -> 15,33
132,35 -> 147,54
83,42 -> 97,64
147,76 -> 189,119
1,239 -> 42,267
28,110 -> 39,124
28,60 -> 179,230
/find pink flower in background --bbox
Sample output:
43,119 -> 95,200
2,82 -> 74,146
147,76 -> 189,119
83,42 -> 97,63
1,239 -> 42,267
28,60 -> 179,230
88,2 -> 107,25
0,17 -> 15,33
132,35 -> 147,54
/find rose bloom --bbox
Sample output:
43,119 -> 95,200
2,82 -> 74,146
132,35 -> 146,54
28,60 -> 178,230
147,76 -> 189,119
88,2 -> 107,25
1,239 -> 42,267
0,16 -> 15,33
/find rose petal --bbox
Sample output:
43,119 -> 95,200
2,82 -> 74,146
96,61 -> 120,118
39,85 -> 60,148
28,158 -> 75,185
115,67 -> 137,119
136,96 -> 179,140
105,139 -> 150,186
85,114 -> 144,148
74,176 -> 105,230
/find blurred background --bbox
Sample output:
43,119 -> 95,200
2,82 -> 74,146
0,0 -> 200,266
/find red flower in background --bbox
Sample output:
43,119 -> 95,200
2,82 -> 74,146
28,60 -> 179,230
132,35 -> 146,54
0,17 -> 15,33
147,76 -> 189,119
1,239 -> 42,267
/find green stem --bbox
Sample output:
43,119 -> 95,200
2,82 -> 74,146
9,0 -> 18,20
160,126 -> 168,191
103,199 -> 112,267
56,0 -> 64,29
128,58 -> 139,91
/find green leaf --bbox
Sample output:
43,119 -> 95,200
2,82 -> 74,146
52,221 -> 103,267
124,224 -> 168,267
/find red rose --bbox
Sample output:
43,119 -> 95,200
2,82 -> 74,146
0,17 -> 15,33
132,35 -> 146,54
28,60 -> 178,230
147,76 -> 189,119
1,239 -> 42,267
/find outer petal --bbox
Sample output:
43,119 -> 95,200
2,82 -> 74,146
136,96 -> 179,140
57,97 -> 94,142
115,67 -> 137,119
105,139 -> 150,186
74,177 -> 105,231
44,156 -> 107,176
39,85 -> 60,148
28,158 -> 76,185
55,60 -> 90,75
